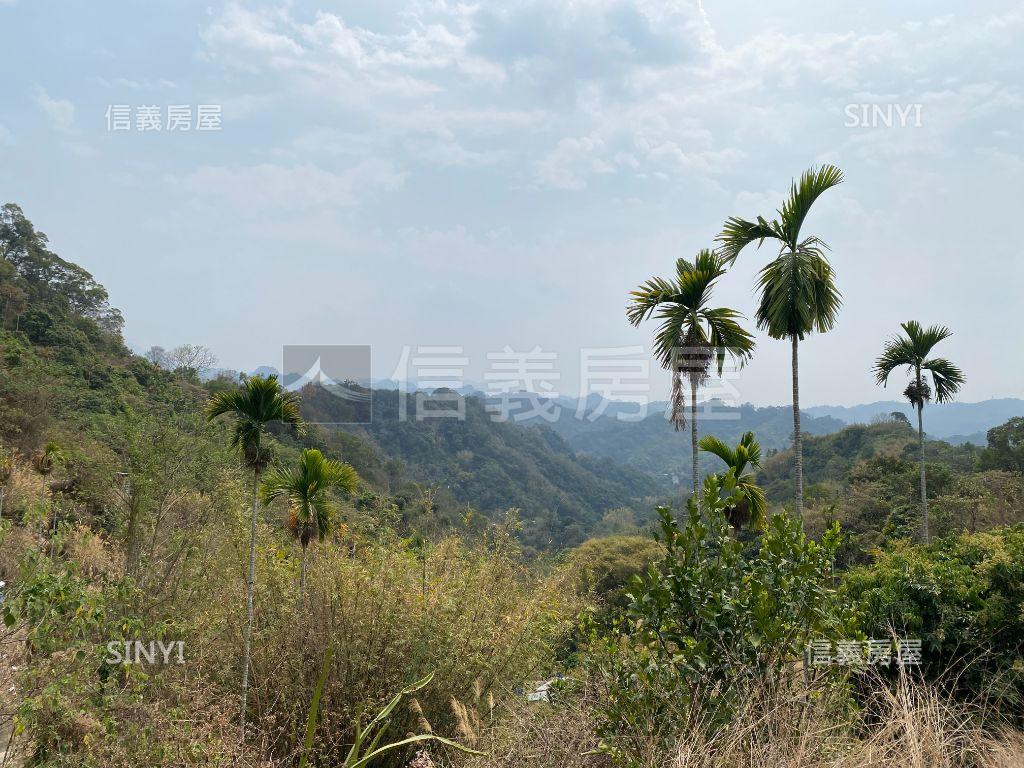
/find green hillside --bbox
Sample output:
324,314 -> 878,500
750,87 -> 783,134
299,385 -> 665,548
757,418 -> 1024,564
531,396 -> 845,482
0,203 -> 661,552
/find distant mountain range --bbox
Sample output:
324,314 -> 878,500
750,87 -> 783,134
804,398 -> 1024,444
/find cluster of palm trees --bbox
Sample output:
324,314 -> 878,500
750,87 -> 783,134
628,164 -> 964,540
205,375 -> 360,729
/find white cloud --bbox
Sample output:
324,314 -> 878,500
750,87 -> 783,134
33,86 -> 75,132
536,134 -> 614,189
193,1 -> 1024,196
94,76 -> 178,90
173,159 -> 407,213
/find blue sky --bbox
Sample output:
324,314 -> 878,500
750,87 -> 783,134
1,0 -> 1022,406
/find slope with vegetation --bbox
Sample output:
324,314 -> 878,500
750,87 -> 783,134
2,181 -> 1024,768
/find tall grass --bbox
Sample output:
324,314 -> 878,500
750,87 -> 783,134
466,671 -> 1024,768
192,530 -> 582,764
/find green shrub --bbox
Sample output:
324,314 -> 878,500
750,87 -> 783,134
842,525 -> 1024,712
589,473 -> 856,764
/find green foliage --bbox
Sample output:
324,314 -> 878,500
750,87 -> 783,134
717,165 -> 844,263
760,421 -> 1002,565
874,321 -> 965,405
301,386 -> 661,549
589,474 -> 855,763
843,526 -> 1024,711
698,431 -> 768,530
978,417 -> 1024,472
626,249 -> 755,382
6,551 -> 171,761
570,535 -> 663,611
1,203 -> 123,335
206,374 -> 305,472
261,447 -> 360,548
717,165 -> 844,341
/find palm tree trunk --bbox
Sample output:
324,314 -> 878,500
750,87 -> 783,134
125,486 -> 141,576
690,377 -> 699,499
300,543 -> 308,597
916,370 -> 928,542
791,334 -> 804,518
240,467 -> 259,731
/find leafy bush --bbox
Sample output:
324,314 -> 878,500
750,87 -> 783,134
588,473 -> 856,764
842,525 -> 1024,712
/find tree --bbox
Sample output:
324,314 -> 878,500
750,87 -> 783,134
146,344 -> 218,377
261,448 -> 359,593
0,203 -> 123,332
627,249 -> 755,496
978,417 -> 1024,473
698,431 -> 768,530
873,321 -> 965,542
167,344 -> 217,376
569,534 -> 664,610
145,346 -> 167,367
890,411 -> 911,426
32,440 -> 62,476
205,374 -> 304,730
717,165 -> 844,517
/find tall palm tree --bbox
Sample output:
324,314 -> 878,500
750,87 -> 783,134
698,431 -> 768,531
206,374 -> 304,730
717,165 -> 844,517
873,321 -> 965,542
261,448 -> 359,592
627,250 -> 755,496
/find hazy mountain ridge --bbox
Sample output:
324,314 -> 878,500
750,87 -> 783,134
804,398 -> 1024,442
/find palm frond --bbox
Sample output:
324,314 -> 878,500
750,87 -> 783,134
755,248 -> 841,340
700,433 -> 768,531
923,357 -> 965,403
205,389 -> 250,421
626,276 -> 678,326
260,448 -> 360,544
716,216 -> 783,264
739,480 -> 769,531
702,307 -> 756,375
206,374 -> 306,467
778,165 -> 844,249
873,334 -> 918,386
874,321 -> 964,406
698,435 -> 736,465
736,430 -> 762,468
902,321 -> 954,356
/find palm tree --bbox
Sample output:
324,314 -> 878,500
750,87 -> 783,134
627,250 -> 755,496
261,448 -> 359,593
205,374 -> 304,730
873,321 -> 965,542
698,431 -> 768,531
717,165 -> 844,517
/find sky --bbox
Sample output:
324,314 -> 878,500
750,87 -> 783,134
1,0 -> 1022,407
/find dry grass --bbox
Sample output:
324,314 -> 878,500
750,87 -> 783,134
464,672 -> 1024,768
664,673 -> 1005,768
59,524 -> 121,579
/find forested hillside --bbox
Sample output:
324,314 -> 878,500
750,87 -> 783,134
526,396 -> 845,480
758,417 -> 1024,564
0,203 -> 661,552
300,385 -> 665,547
3,163 -> 1024,768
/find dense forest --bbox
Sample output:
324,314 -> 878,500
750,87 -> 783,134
2,195 -> 1024,768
